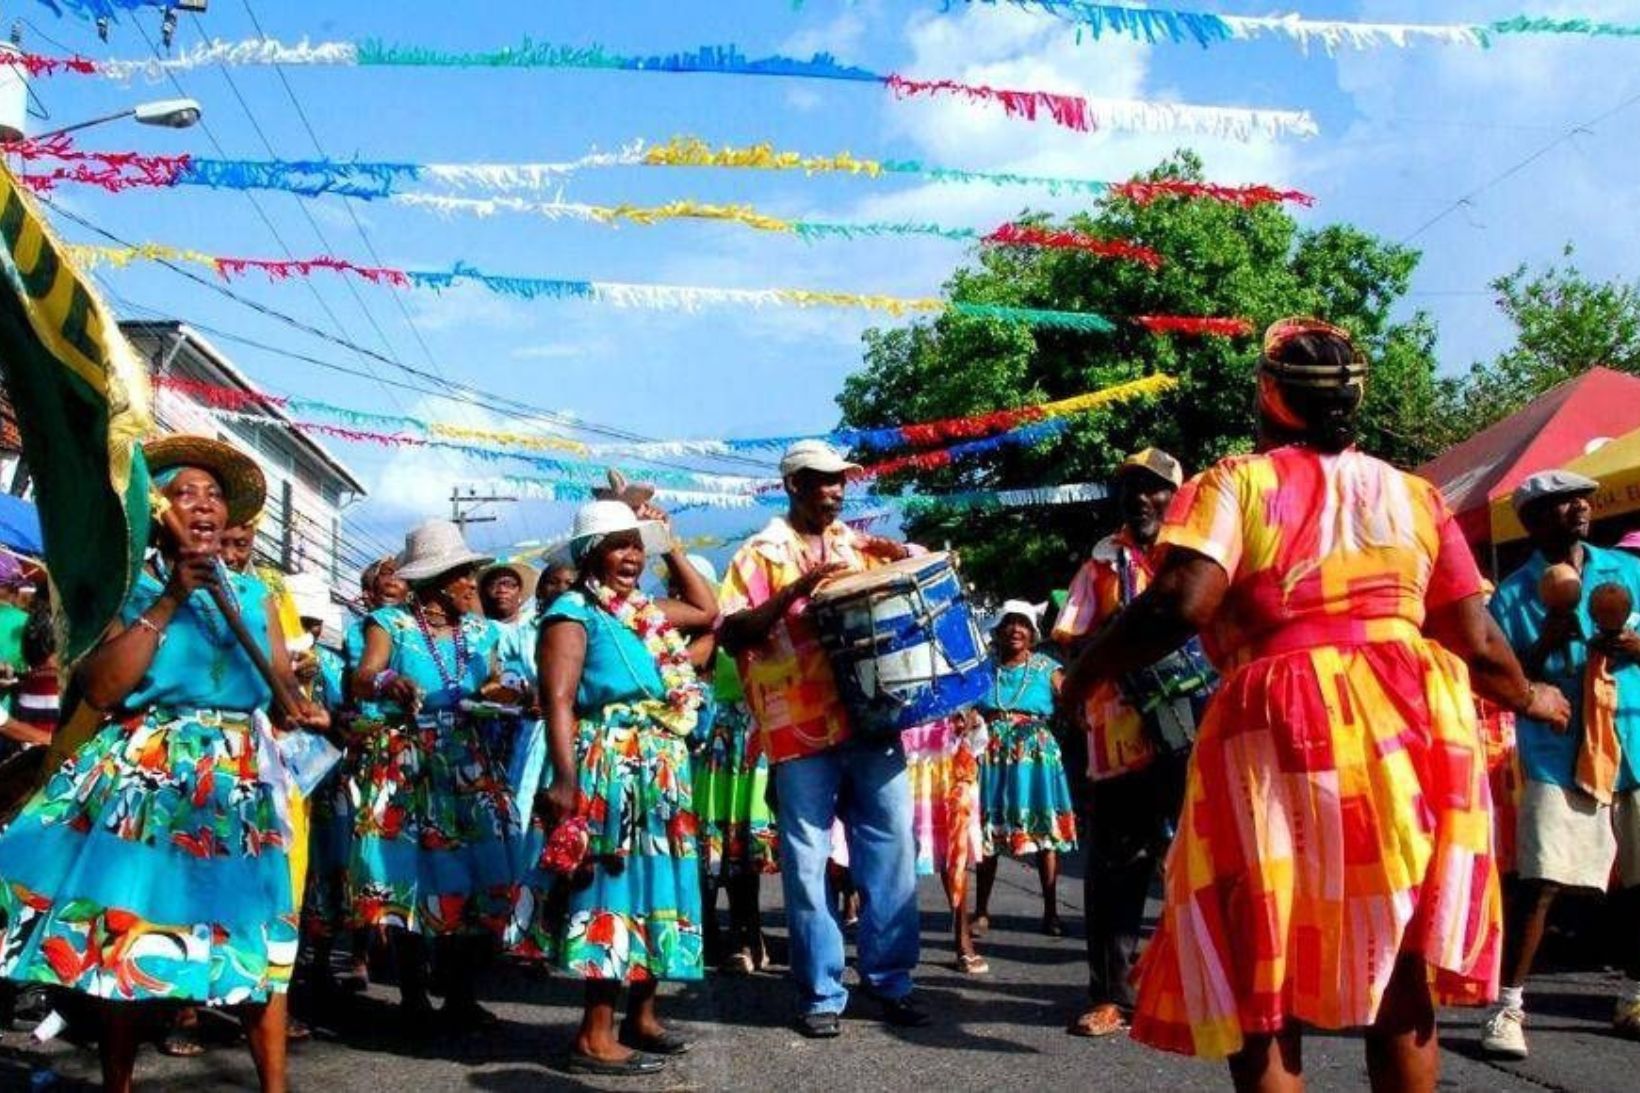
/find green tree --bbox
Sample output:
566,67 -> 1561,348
836,152 -> 1441,601
1440,247 -> 1640,442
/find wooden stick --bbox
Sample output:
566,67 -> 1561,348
157,505 -> 302,720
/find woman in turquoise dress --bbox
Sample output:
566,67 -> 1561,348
973,601 -> 1078,937
533,500 -> 716,1077
0,435 -> 327,1093
349,520 -> 518,1031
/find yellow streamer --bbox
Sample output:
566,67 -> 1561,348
1039,374 -> 1179,418
642,136 -> 885,177
427,421 -> 588,456
593,200 -> 797,233
776,289 -> 944,317
67,243 -> 218,273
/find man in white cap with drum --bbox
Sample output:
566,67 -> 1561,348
1485,469 -> 1640,1056
719,439 -> 929,1038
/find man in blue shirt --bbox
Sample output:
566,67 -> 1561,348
1484,470 -> 1640,1057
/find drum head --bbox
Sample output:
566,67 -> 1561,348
811,551 -> 950,602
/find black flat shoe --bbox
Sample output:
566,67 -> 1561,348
619,1023 -> 691,1055
876,993 -> 932,1028
797,1011 -> 842,1039
566,1050 -> 667,1076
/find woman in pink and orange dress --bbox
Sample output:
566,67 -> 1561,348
1065,319 -> 1570,1091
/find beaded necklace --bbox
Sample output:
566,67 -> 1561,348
412,598 -> 470,696
991,652 -> 1039,713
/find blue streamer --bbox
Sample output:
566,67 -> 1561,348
407,264 -> 596,302
355,39 -> 884,83
175,158 -> 424,200
34,0 -> 162,19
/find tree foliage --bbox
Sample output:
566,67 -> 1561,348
835,152 -> 1441,601
1437,247 -> 1640,444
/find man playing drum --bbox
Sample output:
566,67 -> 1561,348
719,439 -> 931,1039
1054,448 -> 1212,1040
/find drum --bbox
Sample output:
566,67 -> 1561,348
809,553 -> 993,738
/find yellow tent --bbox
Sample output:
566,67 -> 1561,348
1490,424 -> 1640,543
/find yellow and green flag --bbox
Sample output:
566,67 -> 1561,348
0,160 -> 152,663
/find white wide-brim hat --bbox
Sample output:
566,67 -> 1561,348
993,598 -> 1045,637
567,500 -> 671,563
396,519 -> 495,583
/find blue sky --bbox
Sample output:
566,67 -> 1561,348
21,0 -> 1640,564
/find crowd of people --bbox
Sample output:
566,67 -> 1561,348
0,317 -> 1633,1091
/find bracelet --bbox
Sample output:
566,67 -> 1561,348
371,669 -> 400,697
133,613 -> 165,642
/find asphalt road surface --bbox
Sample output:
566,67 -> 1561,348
0,855 -> 1634,1091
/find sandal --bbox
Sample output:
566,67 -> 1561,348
954,953 -> 991,975
286,1016 -> 313,1043
160,1024 -> 206,1058
567,1049 -> 667,1076
619,1022 -> 691,1056
1068,1004 -> 1128,1038
719,950 -> 755,976
1042,916 -> 1066,938
971,914 -> 990,938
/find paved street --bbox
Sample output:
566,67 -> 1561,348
0,855 -> 1633,1091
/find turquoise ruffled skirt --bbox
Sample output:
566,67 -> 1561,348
979,713 -> 1079,857
0,709 -> 298,1005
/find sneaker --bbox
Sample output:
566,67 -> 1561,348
876,992 -> 932,1029
1616,996 -> 1640,1039
1481,1007 -> 1528,1058
797,1011 -> 842,1039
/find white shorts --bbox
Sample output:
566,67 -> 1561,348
1516,781 -> 1640,890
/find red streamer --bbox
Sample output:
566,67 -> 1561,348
885,75 -> 1093,133
895,406 -> 1046,448
9,136 -> 189,194
156,375 -> 288,411
5,52 -> 98,78
212,255 -> 411,287
983,223 -> 1162,268
1135,315 -> 1254,337
1110,179 -> 1315,208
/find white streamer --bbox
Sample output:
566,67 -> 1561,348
1082,96 -> 1318,140
422,146 -> 646,192
97,38 -> 359,81
1220,15 -> 1487,53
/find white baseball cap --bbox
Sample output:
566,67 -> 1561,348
780,439 -> 861,478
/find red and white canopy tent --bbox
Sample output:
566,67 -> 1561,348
1416,367 -> 1640,551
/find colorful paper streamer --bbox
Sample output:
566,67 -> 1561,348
157,371 -> 1177,461
9,136 -> 1314,208
13,38 -> 1318,140
72,243 -> 1245,334
834,3 -> 1640,52
34,0 -> 162,20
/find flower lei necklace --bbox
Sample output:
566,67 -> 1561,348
585,577 -> 704,737
412,597 -> 469,695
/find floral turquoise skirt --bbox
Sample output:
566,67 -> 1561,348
514,705 -> 702,982
0,709 -> 298,1005
979,713 -> 1078,858
347,712 -> 519,938
692,701 -> 778,881
301,754 -> 356,942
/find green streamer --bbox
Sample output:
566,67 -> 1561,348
948,303 -> 1117,332
1490,16 -> 1640,38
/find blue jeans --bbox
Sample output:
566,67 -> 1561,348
774,739 -> 919,1015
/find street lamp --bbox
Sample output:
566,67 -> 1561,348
30,98 -> 202,142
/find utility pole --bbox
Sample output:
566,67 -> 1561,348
450,486 -> 517,531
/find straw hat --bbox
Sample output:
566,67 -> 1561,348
567,500 -> 671,564
481,560 -> 540,598
144,434 -> 267,528
395,519 -> 494,584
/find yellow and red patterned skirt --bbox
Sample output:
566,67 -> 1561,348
1130,623 -> 1500,1059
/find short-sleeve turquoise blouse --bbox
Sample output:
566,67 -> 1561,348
366,604 -> 500,714
981,652 -> 1059,719
120,567 -> 275,713
542,590 -> 666,714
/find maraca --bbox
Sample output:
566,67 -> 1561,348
1539,563 -> 1583,612
1590,582 -> 1633,636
